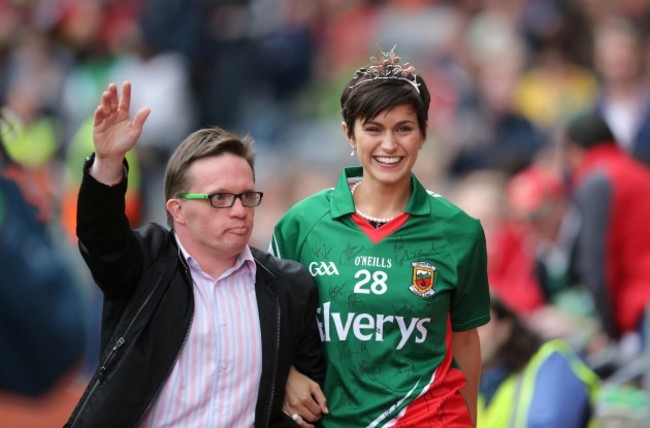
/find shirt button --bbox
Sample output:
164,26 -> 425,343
220,320 -> 228,327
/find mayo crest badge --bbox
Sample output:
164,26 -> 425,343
409,261 -> 436,298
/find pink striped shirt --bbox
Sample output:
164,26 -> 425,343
140,239 -> 262,427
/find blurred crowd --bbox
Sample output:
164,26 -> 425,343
2,0 -> 650,425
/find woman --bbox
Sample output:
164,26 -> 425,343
271,47 -> 491,427
477,297 -> 599,428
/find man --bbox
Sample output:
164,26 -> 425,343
564,112 -> 650,345
65,81 -> 325,427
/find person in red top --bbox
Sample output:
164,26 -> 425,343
564,112 -> 650,344
488,166 -> 574,316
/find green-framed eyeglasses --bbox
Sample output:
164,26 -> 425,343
178,192 -> 264,208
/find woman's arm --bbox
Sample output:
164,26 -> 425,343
452,328 -> 481,427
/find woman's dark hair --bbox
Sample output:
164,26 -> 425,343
491,297 -> 543,372
340,69 -> 430,139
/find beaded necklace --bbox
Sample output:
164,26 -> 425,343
350,181 -> 397,225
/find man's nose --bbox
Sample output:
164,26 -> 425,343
228,197 -> 247,216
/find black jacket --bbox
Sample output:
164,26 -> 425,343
66,158 -> 325,427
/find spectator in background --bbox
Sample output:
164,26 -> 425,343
0,102 -> 58,223
244,0 -> 318,144
450,10 -> 549,178
503,164 -> 598,346
481,166 -> 562,314
505,165 -> 575,302
0,175 -> 85,396
514,0 -> 599,130
450,163 -> 596,350
447,170 -> 533,309
564,112 -> 650,351
477,297 -> 599,428
0,113 -> 86,427
1,43 -> 65,224
592,16 -> 650,166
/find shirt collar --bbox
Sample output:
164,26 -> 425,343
174,234 -> 256,280
330,166 -> 432,219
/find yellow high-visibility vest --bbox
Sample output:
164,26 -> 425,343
478,339 -> 599,428
1,107 -> 58,168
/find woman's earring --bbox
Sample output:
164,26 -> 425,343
350,148 -> 356,157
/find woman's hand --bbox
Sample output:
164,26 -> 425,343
283,366 -> 328,427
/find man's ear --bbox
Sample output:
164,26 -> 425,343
166,198 -> 185,225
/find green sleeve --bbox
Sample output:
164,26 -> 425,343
270,210 -> 301,261
270,190 -> 331,262
449,218 -> 491,331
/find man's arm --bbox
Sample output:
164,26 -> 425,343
270,215 -> 327,426
452,328 -> 481,427
283,267 -> 327,428
76,82 -> 150,299
574,172 -> 615,338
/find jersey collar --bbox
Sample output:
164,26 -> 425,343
330,166 -> 431,220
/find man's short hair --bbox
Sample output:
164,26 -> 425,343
164,127 -> 255,226
566,112 -> 616,149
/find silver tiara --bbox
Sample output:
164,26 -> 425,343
350,45 -> 421,94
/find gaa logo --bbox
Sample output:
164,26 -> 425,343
309,262 -> 340,276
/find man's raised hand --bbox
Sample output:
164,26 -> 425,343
90,82 -> 150,184
93,81 -> 150,161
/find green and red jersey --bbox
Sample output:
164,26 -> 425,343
270,167 -> 490,427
